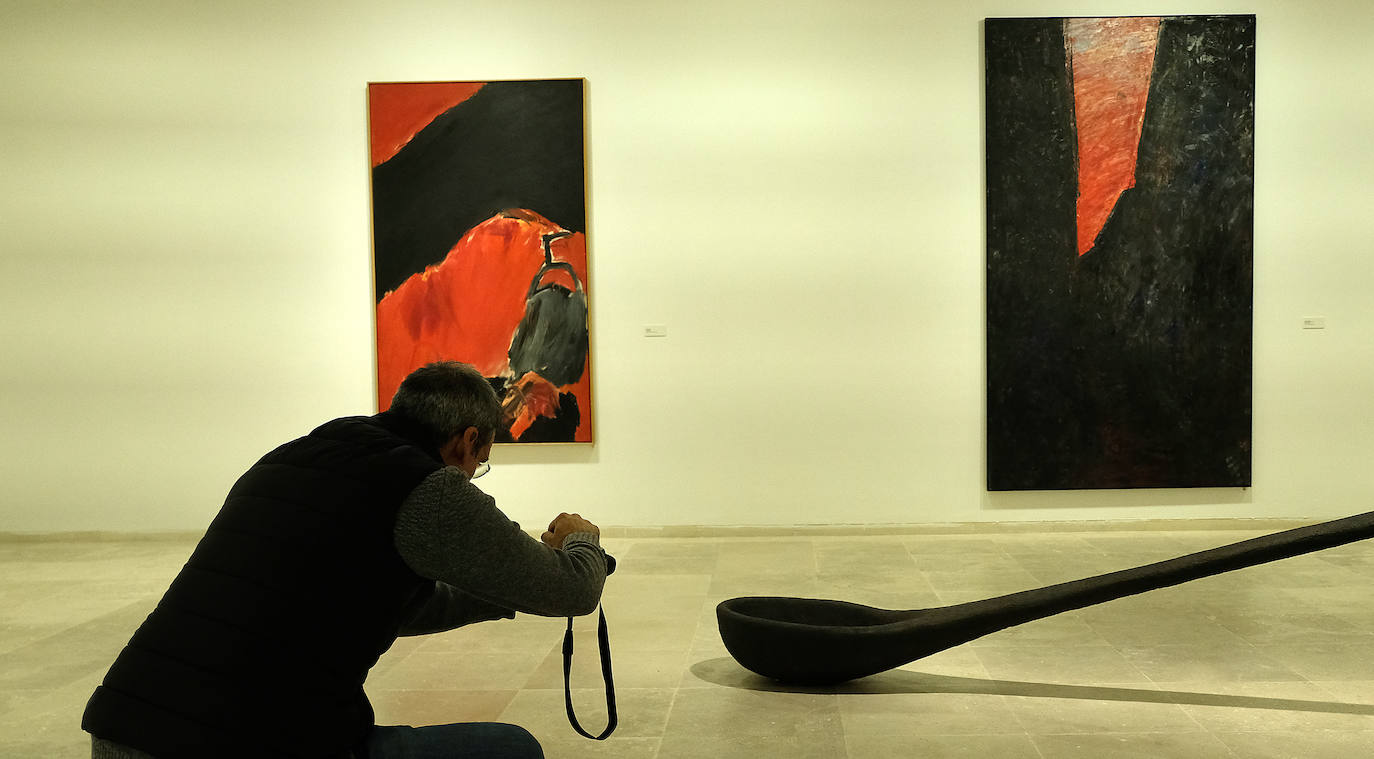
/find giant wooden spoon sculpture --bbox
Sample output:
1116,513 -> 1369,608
717,511 -> 1374,685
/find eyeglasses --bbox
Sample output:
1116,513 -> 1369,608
473,461 -> 491,479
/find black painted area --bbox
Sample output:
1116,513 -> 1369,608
985,16 -> 1255,490
371,79 -> 587,301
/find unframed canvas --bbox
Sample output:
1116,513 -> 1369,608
369,79 -> 593,444
985,16 -> 1255,490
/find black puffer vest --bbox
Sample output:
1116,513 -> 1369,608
82,413 -> 444,758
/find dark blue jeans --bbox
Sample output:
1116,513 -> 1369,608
365,723 -> 543,759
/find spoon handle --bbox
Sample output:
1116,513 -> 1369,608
952,510 -> 1374,631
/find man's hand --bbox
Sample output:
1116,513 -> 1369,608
541,512 -> 600,549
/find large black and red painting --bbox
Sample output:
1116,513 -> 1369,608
369,79 -> 592,443
985,16 -> 1254,490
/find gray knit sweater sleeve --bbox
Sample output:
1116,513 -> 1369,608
394,466 -> 607,624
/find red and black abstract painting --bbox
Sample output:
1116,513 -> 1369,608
369,79 -> 592,443
985,16 -> 1254,490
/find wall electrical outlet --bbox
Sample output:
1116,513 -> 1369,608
1302,316 -> 1327,330
643,324 -> 668,338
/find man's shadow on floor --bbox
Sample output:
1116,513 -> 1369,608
690,657 -> 1374,716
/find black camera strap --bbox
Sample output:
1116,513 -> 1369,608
562,606 -> 616,739
562,549 -> 617,740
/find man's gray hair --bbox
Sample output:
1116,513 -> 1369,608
389,361 -> 502,448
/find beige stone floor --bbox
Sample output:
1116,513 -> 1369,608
3,526 -> 1373,757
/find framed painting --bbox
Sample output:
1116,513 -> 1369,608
985,16 -> 1254,489
369,79 -> 593,443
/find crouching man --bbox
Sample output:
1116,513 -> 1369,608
83,361 -> 608,758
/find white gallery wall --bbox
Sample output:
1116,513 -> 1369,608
2,0 -> 1371,532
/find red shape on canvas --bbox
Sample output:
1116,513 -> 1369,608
367,82 -> 486,167
1066,18 -> 1160,256
374,209 -> 591,441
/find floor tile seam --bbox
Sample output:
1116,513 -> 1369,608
1018,723 -> 1215,736
656,685 -> 682,755
1025,733 -> 1245,759
842,728 -> 1036,737
997,693 -> 1203,723
1022,727 -> 1223,737
1171,690 -> 1213,732
1113,638 -> 1280,656
1090,627 -> 1201,685
0,653 -> 119,694
1307,679 -> 1374,703
1127,649 -> 1314,689
1210,728 -> 1374,734
1204,724 -> 1374,735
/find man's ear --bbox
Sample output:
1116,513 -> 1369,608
440,427 -> 481,467
438,436 -> 464,467
461,426 -> 480,448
